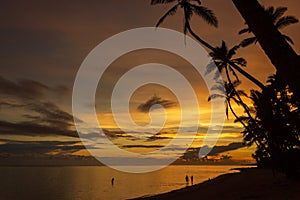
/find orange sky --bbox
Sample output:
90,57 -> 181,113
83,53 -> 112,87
0,0 -> 299,163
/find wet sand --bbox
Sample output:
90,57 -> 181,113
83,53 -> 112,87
134,168 -> 300,200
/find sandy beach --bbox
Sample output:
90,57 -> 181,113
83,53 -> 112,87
135,168 -> 300,200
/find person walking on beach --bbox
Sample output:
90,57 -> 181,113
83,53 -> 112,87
185,175 -> 189,184
191,175 -> 193,185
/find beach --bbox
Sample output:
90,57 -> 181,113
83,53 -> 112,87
135,168 -> 300,200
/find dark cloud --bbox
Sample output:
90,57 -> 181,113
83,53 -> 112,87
146,131 -> 174,142
103,129 -> 134,140
181,142 -> 245,160
0,76 -> 69,100
0,140 -> 86,155
0,76 -> 47,100
0,120 -> 78,138
53,85 -> 71,96
137,95 -> 177,113
0,101 -> 79,137
0,76 -> 79,137
27,102 -> 74,130
122,144 -> 165,149
208,142 -> 245,156
0,101 -> 25,108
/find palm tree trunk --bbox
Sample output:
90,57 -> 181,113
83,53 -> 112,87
225,67 -> 253,121
186,22 -> 265,90
232,0 -> 300,102
225,67 -> 268,151
227,99 -> 262,149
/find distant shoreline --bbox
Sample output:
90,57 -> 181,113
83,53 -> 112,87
132,167 -> 300,200
0,157 -> 254,167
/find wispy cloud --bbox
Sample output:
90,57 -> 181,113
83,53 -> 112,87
137,95 -> 177,113
0,76 -> 77,138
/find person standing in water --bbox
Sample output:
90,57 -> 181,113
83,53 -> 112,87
111,178 -> 115,186
191,175 -> 194,185
185,175 -> 189,184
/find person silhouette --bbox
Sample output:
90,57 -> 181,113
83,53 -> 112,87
191,175 -> 194,185
111,178 -> 115,186
185,175 -> 189,184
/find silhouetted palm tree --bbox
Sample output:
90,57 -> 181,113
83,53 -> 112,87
206,41 -> 246,81
151,0 -> 218,50
239,6 -> 298,47
151,0 -> 265,90
208,80 -> 267,150
208,80 -> 246,120
207,41 -> 264,110
241,73 -> 300,173
232,0 -> 300,103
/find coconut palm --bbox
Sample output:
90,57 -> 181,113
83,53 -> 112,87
208,80 -> 247,120
209,80 -> 267,155
239,6 -> 299,47
206,41 -> 246,81
232,0 -> 300,104
151,0 -> 218,50
151,0 -> 265,90
207,41 -> 252,117
241,74 -> 300,172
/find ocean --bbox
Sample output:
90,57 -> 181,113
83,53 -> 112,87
0,165 -> 251,200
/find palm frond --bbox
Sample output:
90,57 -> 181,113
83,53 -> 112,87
237,90 -> 248,97
225,101 -> 229,119
229,66 -> 240,82
191,5 -> 218,27
220,41 -> 228,53
184,19 -> 189,35
265,6 -> 274,18
232,57 -> 247,67
231,96 -> 242,105
192,0 -> 202,5
240,37 -> 257,47
156,4 -> 179,27
276,16 -> 299,29
238,28 -> 251,35
282,34 -> 295,45
151,0 -> 176,5
227,45 -> 240,59
232,80 -> 242,88
272,7 -> 288,22
183,5 -> 193,35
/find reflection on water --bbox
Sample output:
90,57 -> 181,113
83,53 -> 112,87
0,165 -> 250,200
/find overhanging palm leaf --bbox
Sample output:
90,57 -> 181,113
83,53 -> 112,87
271,6 -> 287,21
151,0 -> 218,35
156,5 -> 178,27
239,6 -> 298,47
190,5 -> 218,27
151,0 -> 176,5
282,34 -> 294,45
276,16 -> 299,29
239,37 -> 257,48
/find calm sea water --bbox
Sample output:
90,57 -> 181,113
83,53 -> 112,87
0,165 -> 250,200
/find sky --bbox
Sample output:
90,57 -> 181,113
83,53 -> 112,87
0,0 -> 299,164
